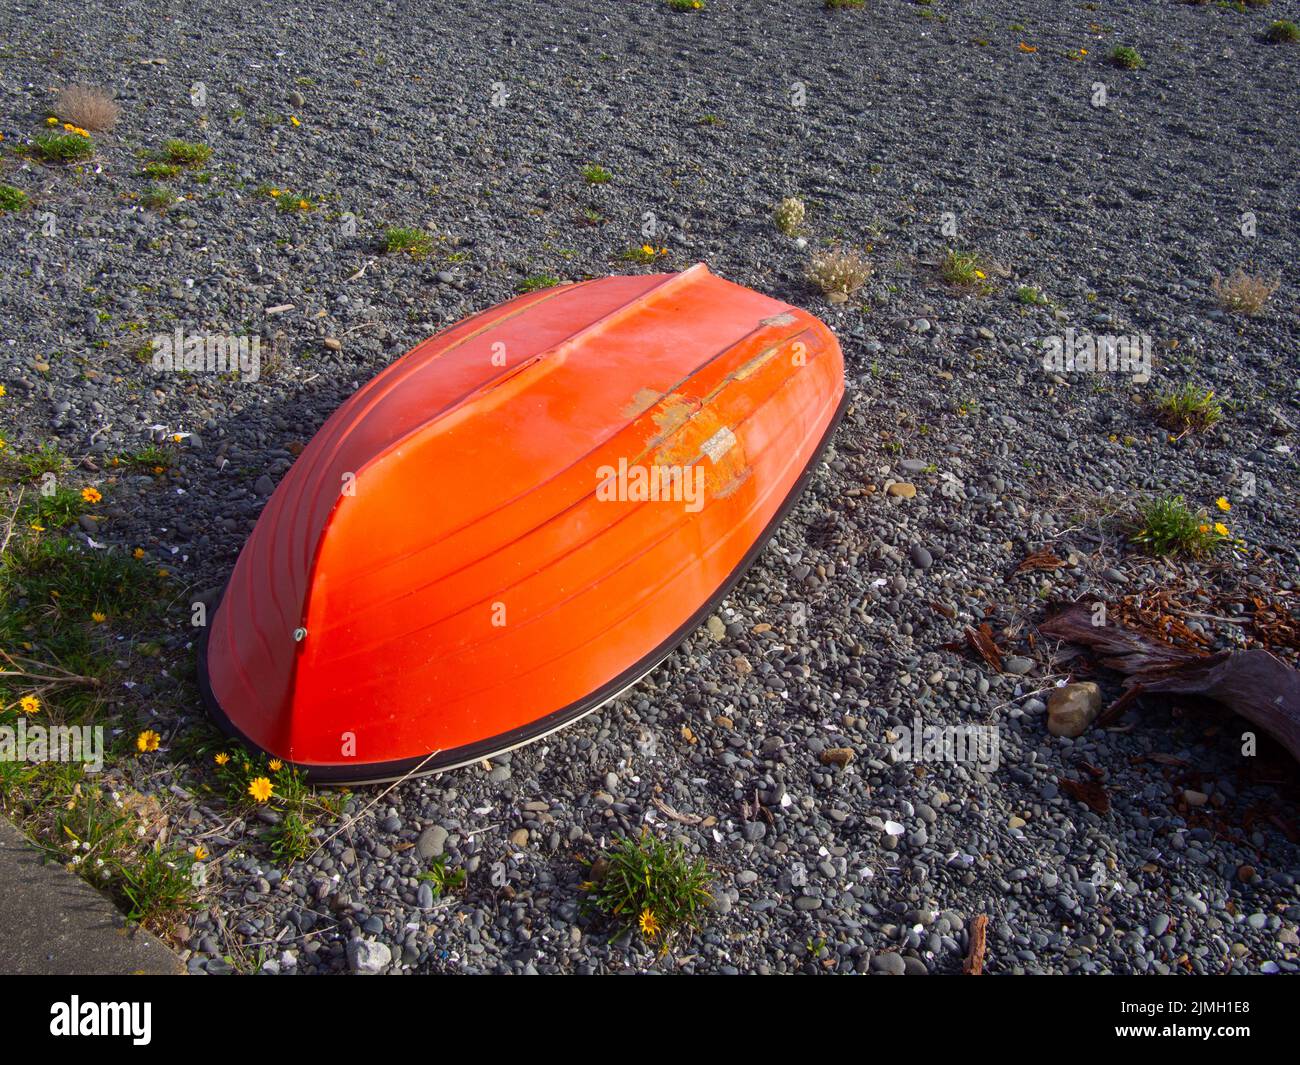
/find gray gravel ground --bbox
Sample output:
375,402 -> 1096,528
1,0 -> 1298,974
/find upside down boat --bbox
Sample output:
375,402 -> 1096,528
199,264 -> 845,783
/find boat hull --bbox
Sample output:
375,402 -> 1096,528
199,265 -> 845,783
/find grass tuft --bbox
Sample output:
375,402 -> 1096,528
1212,269 -> 1279,315
583,831 -> 713,950
0,184 -> 30,213
142,160 -> 182,180
517,273 -> 561,293
580,163 -> 612,184
142,186 -> 177,211
940,249 -> 995,291
31,132 -> 94,164
1154,383 -> 1223,433
56,85 -> 120,131
382,226 -> 434,256
1110,46 -> 1144,69
1267,19 -> 1299,42
160,139 -> 212,166
808,246 -> 873,300
1129,495 -> 1231,559
774,196 -> 806,236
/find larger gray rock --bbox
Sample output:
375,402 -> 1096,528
347,938 -> 392,975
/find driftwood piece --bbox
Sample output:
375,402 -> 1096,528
963,914 -> 988,975
1040,602 -> 1300,765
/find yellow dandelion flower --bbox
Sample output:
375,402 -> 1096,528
214,752 -> 230,766
639,908 -> 660,939
974,270 -> 986,280
1198,524 -> 1210,534
157,568 -> 169,577
297,198 -> 309,210
1216,497 -> 1230,512
47,116 -> 59,125
91,611 -> 107,623
152,465 -> 164,474
193,845 -> 209,861
1214,522 -> 1229,537
136,729 -> 161,753
290,115 -> 301,127
641,244 -> 654,255
133,547 -> 145,559
247,776 -> 274,803
268,758 -> 284,772
81,486 -> 102,504
269,188 -> 281,197
0,384 -> 6,397
29,522 -> 45,532
19,694 -> 41,715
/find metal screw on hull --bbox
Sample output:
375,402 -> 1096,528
294,627 -> 307,642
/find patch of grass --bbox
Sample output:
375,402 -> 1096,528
160,139 -> 212,166
266,809 -> 313,861
1212,269 -> 1279,315
620,243 -> 669,265
1267,19 -> 1299,42
1110,46 -> 1144,69
142,160 -> 182,180
774,196 -> 806,236
583,831 -> 713,950
382,226 -> 434,256
808,246 -> 873,301
56,85 -> 120,131
1129,495 -> 1231,559
4,767 -> 197,927
667,0 -> 705,9
8,442 -> 68,481
825,0 -> 865,7
940,249 -> 994,290
0,532 -> 165,708
581,163 -> 612,184
208,745 -> 338,866
254,185 -> 313,212
1154,383 -> 1223,433
111,444 -> 173,472
19,485 -> 90,529
142,186 -> 176,211
417,856 -> 467,897
0,184 -> 29,212
1015,284 -> 1051,306
517,273 -> 561,293
31,132 -> 94,164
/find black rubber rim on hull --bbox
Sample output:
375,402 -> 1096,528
197,393 -> 849,784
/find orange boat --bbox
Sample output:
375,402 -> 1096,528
198,264 -> 845,782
